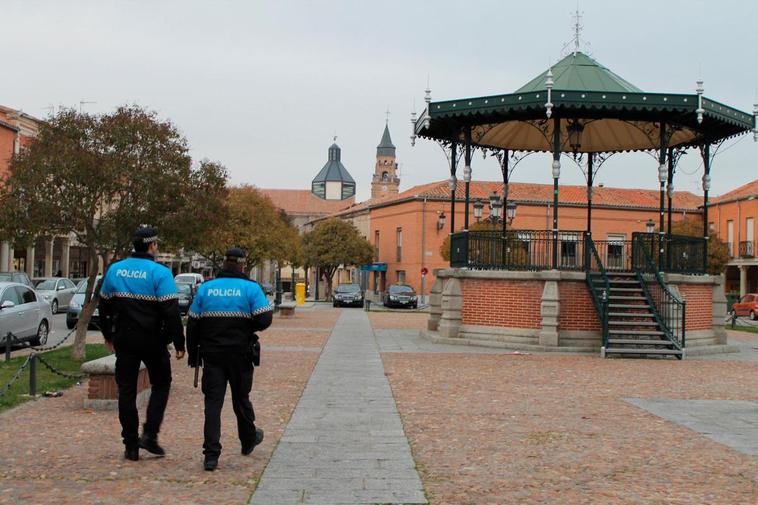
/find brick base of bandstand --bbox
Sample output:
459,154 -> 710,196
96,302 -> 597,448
80,354 -> 151,410
424,268 -> 737,357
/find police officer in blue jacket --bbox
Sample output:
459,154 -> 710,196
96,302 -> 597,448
187,247 -> 272,471
99,227 -> 185,461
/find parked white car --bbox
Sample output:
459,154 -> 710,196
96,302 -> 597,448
34,277 -> 78,314
175,273 -> 204,288
0,281 -> 53,346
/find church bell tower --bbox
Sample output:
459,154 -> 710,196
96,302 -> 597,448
371,122 -> 400,199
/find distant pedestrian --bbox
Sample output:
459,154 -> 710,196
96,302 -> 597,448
98,227 -> 185,461
55,269 -> 63,277
187,247 -> 272,471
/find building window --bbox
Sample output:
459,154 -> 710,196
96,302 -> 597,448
606,234 -> 626,270
397,270 -> 406,283
374,231 -> 380,261
396,227 -> 402,262
559,232 -> 580,268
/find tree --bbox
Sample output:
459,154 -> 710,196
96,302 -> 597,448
670,219 -> 729,275
0,106 -> 228,359
439,221 -> 503,262
199,185 -> 301,272
302,218 -> 373,299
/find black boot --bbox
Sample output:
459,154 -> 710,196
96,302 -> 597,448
241,427 -> 264,456
124,446 -> 139,461
203,455 -> 218,471
138,432 -> 166,457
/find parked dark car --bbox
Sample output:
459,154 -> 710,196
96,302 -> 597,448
66,277 -> 102,330
383,284 -> 418,309
259,282 -> 274,296
176,282 -> 195,315
332,283 -> 363,308
0,272 -> 34,289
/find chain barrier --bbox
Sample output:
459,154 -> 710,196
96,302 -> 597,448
725,314 -> 758,329
35,354 -> 88,380
0,356 -> 32,398
29,327 -> 77,352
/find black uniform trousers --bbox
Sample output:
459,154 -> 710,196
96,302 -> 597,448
201,351 -> 256,457
114,331 -> 172,448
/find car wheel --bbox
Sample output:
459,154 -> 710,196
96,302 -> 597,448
333,302 -> 338,307
66,319 -> 76,330
31,320 -> 49,347
412,303 -> 418,309
751,310 -> 756,321
730,309 -> 737,320
51,299 -> 58,314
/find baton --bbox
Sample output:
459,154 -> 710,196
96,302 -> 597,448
193,343 -> 201,388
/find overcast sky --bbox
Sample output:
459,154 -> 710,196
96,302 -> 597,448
4,0 -> 757,201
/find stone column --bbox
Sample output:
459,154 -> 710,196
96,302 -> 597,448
60,238 -> 70,277
26,247 -> 35,277
438,277 -> 462,338
0,240 -> 11,272
539,280 -> 560,347
739,265 -> 747,298
712,276 -> 728,345
427,276 -> 444,331
44,239 -> 54,277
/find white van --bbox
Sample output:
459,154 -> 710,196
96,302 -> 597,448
174,273 -> 204,288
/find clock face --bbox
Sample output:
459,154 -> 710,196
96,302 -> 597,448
382,185 -> 387,192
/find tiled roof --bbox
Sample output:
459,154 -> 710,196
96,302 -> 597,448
712,178 -> 758,203
378,180 -> 703,211
259,189 -> 355,216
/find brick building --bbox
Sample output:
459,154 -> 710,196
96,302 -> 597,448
710,178 -> 758,296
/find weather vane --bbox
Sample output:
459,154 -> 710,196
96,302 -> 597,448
385,107 -> 391,124
560,5 -> 592,57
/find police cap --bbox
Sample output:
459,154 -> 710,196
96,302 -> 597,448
224,247 -> 246,263
134,227 -> 158,244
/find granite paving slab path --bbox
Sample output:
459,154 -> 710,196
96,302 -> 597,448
250,310 -> 427,505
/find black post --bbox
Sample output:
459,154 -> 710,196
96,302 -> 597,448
702,143 -> 711,272
5,332 -> 12,362
464,127 -> 472,231
449,142 -> 458,235
501,150 -> 509,266
586,154 -> 593,236
667,148 -> 674,270
274,265 -> 282,306
29,354 -> 37,397
552,118 -> 561,270
658,122 -> 667,269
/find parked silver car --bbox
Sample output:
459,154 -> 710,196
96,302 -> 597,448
0,281 -> 53,346
34,277 -> 78,314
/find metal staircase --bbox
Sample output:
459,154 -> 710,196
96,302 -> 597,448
585,234 -> 684,359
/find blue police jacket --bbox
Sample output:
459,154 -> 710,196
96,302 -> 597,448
186,271 -> 272,359
99,252 -> 185,350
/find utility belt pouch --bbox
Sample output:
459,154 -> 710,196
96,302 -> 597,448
250,334 -> 261,367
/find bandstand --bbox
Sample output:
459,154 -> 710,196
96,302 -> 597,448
413,50 -> 756,358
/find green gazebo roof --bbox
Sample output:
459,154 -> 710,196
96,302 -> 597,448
414,51 -> 755,153
515,52 -> 642,94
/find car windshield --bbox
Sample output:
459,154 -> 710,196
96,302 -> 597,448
0,274 -> 11,282
36,280 -> 58,290
336,284 -> 360,293
176,275 -> 196,283
177,284 -> 192,295
76,277 -> 101,294
389,285 -> 415,294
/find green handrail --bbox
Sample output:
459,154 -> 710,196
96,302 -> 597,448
584,234 -> 611,348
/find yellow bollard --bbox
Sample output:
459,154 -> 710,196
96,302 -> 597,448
295,282 -> 306,305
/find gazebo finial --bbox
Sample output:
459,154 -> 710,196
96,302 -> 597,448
410,105 -> 417,147
545,68 -> 554,118
425,76 -> 432,105
752,102 -> 758,142
696,79 -> 705,124
572,6 -> 583,56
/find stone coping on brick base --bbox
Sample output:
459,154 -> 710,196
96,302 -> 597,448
81,354 -> 151,410
428,268 -> 734,356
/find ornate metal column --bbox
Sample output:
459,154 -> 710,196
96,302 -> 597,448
449,142 -> 457,235
552,118 -> 561,270
666,148 -> 674,270
501,150 -> 510,237
701,143 -> 711,272
657,122 -> 668,268
586,154 -> 593,236
463,127 -> 472,231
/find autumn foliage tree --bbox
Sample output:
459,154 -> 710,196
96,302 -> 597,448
302,218 -> 373,299
670,218 -> 729,275
0,106 -> 228,359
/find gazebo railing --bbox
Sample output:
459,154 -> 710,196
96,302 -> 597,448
450,230 -> 706,274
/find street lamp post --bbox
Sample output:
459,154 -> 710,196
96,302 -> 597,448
473,199 -> 484,223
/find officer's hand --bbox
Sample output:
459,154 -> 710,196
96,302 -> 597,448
175,350 -> 186,360
105,340 -> 115,353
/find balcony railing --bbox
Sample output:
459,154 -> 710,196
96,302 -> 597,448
450,230 -> 707,274
739,241 -> 755,258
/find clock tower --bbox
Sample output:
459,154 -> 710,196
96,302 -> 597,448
371,122 -> 400,199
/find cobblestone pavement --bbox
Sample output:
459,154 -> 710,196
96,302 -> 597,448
251,310 -> 426,504
0,310 -> 328,505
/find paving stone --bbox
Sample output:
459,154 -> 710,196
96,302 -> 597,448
250,310 -> 426,504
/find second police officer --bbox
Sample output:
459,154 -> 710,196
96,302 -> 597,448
187,247 -> 273,471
